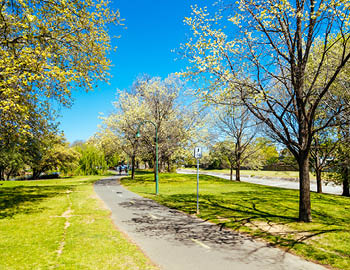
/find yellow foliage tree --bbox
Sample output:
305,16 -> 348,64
0,0 -> 120,136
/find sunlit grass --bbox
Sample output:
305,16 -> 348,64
180,168 -> 316,180
122,172 -> 350,270
0,175 -> 157,270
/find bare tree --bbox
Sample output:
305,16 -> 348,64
214,105 -> 259,181
310,129 -> 338,193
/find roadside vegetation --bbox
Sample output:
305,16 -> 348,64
121,172 -> 350,270
180,168 -> 316,181
0,175 -> 157,270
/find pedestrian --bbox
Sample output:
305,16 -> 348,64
119,165 -> 122,175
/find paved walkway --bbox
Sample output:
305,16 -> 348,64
94,176 -> 326,270
177,169 -> 343,195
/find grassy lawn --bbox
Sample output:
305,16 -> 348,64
122,172 -> 350,270
181,168 -> 316,180
0,175 -> 157,270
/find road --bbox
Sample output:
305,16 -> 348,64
94,176 -> 327,270
177,169 -> 343,195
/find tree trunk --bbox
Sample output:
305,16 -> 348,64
6,167 -> 17,181
315,169 -> 322,193
5,170 -> 11,181
167,160 -> 171,172
149,159 -> 153,168
0,168 -> 4,180
298,153 -> 312,222
32,168 -> 41,180
342,167 -> 350,197
131,155 -> 136,179
235,163 -> 241,181
230,166 -> 233,181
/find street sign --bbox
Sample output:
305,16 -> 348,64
194,147 -> 202,159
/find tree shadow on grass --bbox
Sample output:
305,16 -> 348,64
0,184 -> 75,219
149,193 -> 348,253
135,170 -> 154,175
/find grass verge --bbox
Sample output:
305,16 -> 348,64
121,172 -> 350,270
0,175 -> 157,270
180,168 -> 316,180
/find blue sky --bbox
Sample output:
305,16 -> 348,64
59,0 -> 207,143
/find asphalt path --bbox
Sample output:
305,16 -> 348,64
177,169 -> 343,195
94,175 -> 327,270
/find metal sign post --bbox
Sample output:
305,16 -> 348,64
194,147 -> 202,215
196,158 -> 199,214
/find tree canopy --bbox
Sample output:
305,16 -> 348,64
0,0 -> 120,136
181,0 -> 350,222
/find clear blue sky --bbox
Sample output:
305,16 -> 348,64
59,0 -> 207,143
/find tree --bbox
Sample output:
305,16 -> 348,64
182,1 -> 350,222
29,139 -> 80,179
330,115 -> 350,197
0,147 -> 25,180
1,0 -> 119,140
213,105 -> 259,181
74,143 -> 107,176
1,0 -> 120,179
89,129 -> 121,168
50,143 -> 80,176
309,128 -> 338,193
134,75 -> 197,178
103,90 -> 146,179
206,144 -> 229,170
102,75 -> 199,180
254,137 -> 279,168
0,99 -> 47,180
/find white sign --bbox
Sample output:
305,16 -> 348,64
194,147 -> 202,159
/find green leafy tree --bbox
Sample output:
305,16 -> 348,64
89,129 -> 121,168
254,138 -> 279,168
45,143 -> 80,176
75,144 -> 107,176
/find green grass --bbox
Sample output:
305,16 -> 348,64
0,175 -> 157,270
181,168 -> 316,180
122,173 -> 350,270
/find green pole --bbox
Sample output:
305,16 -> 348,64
155,125 -> 159,195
